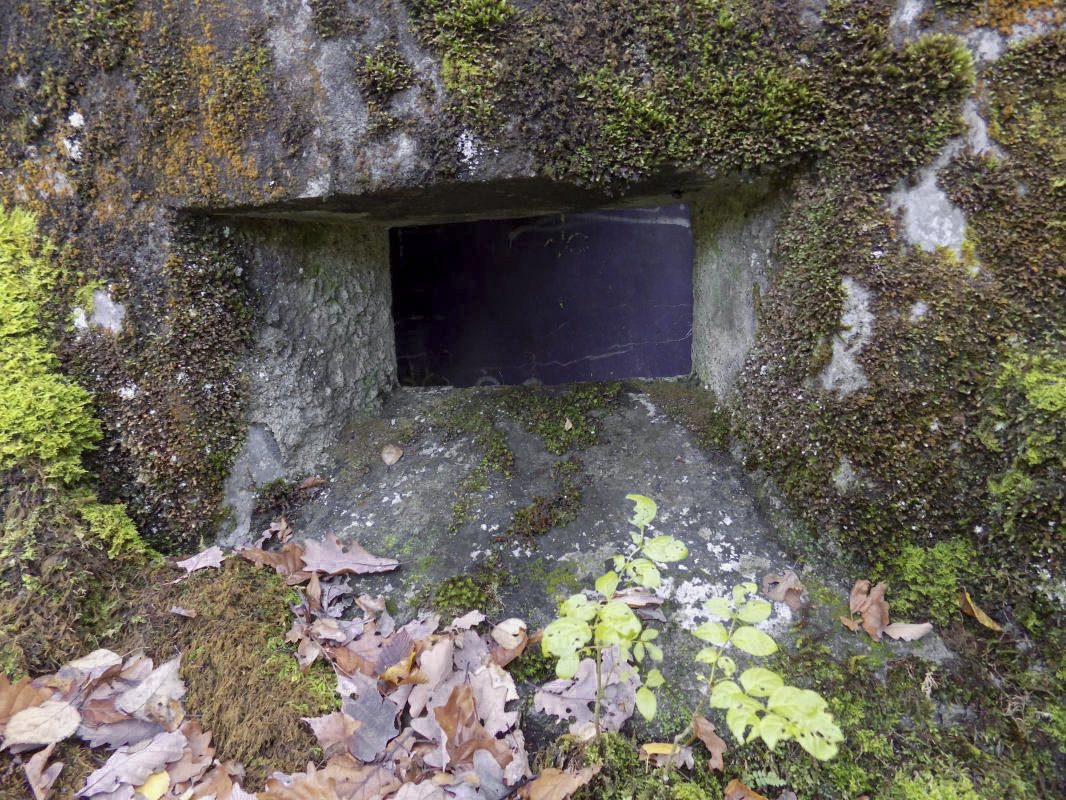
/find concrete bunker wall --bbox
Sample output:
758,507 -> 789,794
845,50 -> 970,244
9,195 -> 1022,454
217,178 -> 785,541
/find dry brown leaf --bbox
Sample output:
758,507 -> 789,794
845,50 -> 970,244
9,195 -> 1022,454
302,711 -> 361,759
169,606 -> 198,619
299,475 -> 326,490
848,579 -> 870,613
434,686 -> 512,770
761,571 -> 807,611
175,546 -> 224,574
240,541 -> 311,583
847,580 -> 890,640
960,589 -> 1003,632
24,741 -> 63,800
301,536 -> 400,577
166,721 -> 214,787
838,615 -> 862,632
883,622 -> 933,641
519,766 -> 601,800
447,610 -> 486,631
382,444 -> 404,466
260,762 -> 344,800
344,673 -> 401,762
724,778 -> 770,800
0,676 -> 53,734
115,656 -> 186,731
692,715 -> 727,772
639,743 -> 693,769
79,729 -> 187,796
563,418 -> 573,431
491,619 -> 527,650
3,700 -> 81,749
323,753 -> 403,799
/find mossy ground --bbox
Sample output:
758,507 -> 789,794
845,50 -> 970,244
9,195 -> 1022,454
638,380 -> 732,452
0,559 -> 337,797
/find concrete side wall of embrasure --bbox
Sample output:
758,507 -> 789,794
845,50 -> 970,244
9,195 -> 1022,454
690,184 -> 783,402
220,220 -> 395,543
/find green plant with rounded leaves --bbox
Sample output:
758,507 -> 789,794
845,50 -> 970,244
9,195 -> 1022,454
681,583 -> 843,761
541,494 -> 687,735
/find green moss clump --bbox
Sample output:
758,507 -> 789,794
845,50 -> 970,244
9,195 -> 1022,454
426,573 -> 501,620
639,380 -> 732,451
507,643 -> 555,685
884,770 -> 981,800
357,43 -> 416,104
540,732 -> 723,800
79,501 -> 153,560
507,478 -> 582,539
873,538 -> 979,626
500,382 -> 621,455
0,207 -> 151,676
0,206 -> 100,483
979,346 -> 1065,576
409,0 -> 516,126
308,0 -> 367,38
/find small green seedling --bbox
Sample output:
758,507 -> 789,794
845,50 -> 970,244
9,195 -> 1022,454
686,582 -> 843,760
541,494 -> 688,734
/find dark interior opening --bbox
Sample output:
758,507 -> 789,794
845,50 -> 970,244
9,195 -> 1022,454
390,204 -> 694,387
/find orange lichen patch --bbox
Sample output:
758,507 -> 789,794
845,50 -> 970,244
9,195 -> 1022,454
976,0 -> 1064,33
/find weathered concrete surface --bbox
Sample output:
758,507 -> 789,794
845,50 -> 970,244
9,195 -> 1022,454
224,219 -> 395,512
691,184 -> 783,401
287,384 -> 951,737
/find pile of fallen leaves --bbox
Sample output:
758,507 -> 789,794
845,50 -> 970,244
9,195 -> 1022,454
0,528 -> 607,800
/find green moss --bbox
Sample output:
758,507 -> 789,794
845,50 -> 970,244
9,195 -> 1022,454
506,644 -> 555,685
410,0 -> 516,126
540,732 -> 723,800
507,478 -> 582,539
108,560 -> 337,789
308,0 -> 367,38
357,43 -> 416,103
639,380 -> 732,451
0,206 -> 100,483
873,538 -> 979,626
424,573 -> 501,620
499,382 -> 621,455
78,501 -> 154,561
885,770 -> 981,800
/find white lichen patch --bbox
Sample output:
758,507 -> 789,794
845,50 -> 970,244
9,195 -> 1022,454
832,455 -> 858,494
819,276 -> 874,395
889,142 -> 967,257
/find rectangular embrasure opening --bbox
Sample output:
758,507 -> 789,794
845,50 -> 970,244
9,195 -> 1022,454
390,204 -> 694,387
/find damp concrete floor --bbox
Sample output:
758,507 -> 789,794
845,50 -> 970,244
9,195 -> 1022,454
287,382 -> 952,736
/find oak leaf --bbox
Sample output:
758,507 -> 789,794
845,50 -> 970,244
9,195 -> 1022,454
175,546 -> 224,574
761,571 -> 807,611
342,673 -> 401,761
882,622 -> 933,641
724,779 -> 770,800
301,536 -> 399,577
518,766 -> 601,800
0,675 -> 52,734
302,711 -> 361,759
24,741 -> 63,800
240,541 -> 311,583
115,656 -> 186,731
692,715 -> 727,771
78,729 -> 187,796
166,721 -> 214,787
3,700 -> 81,749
